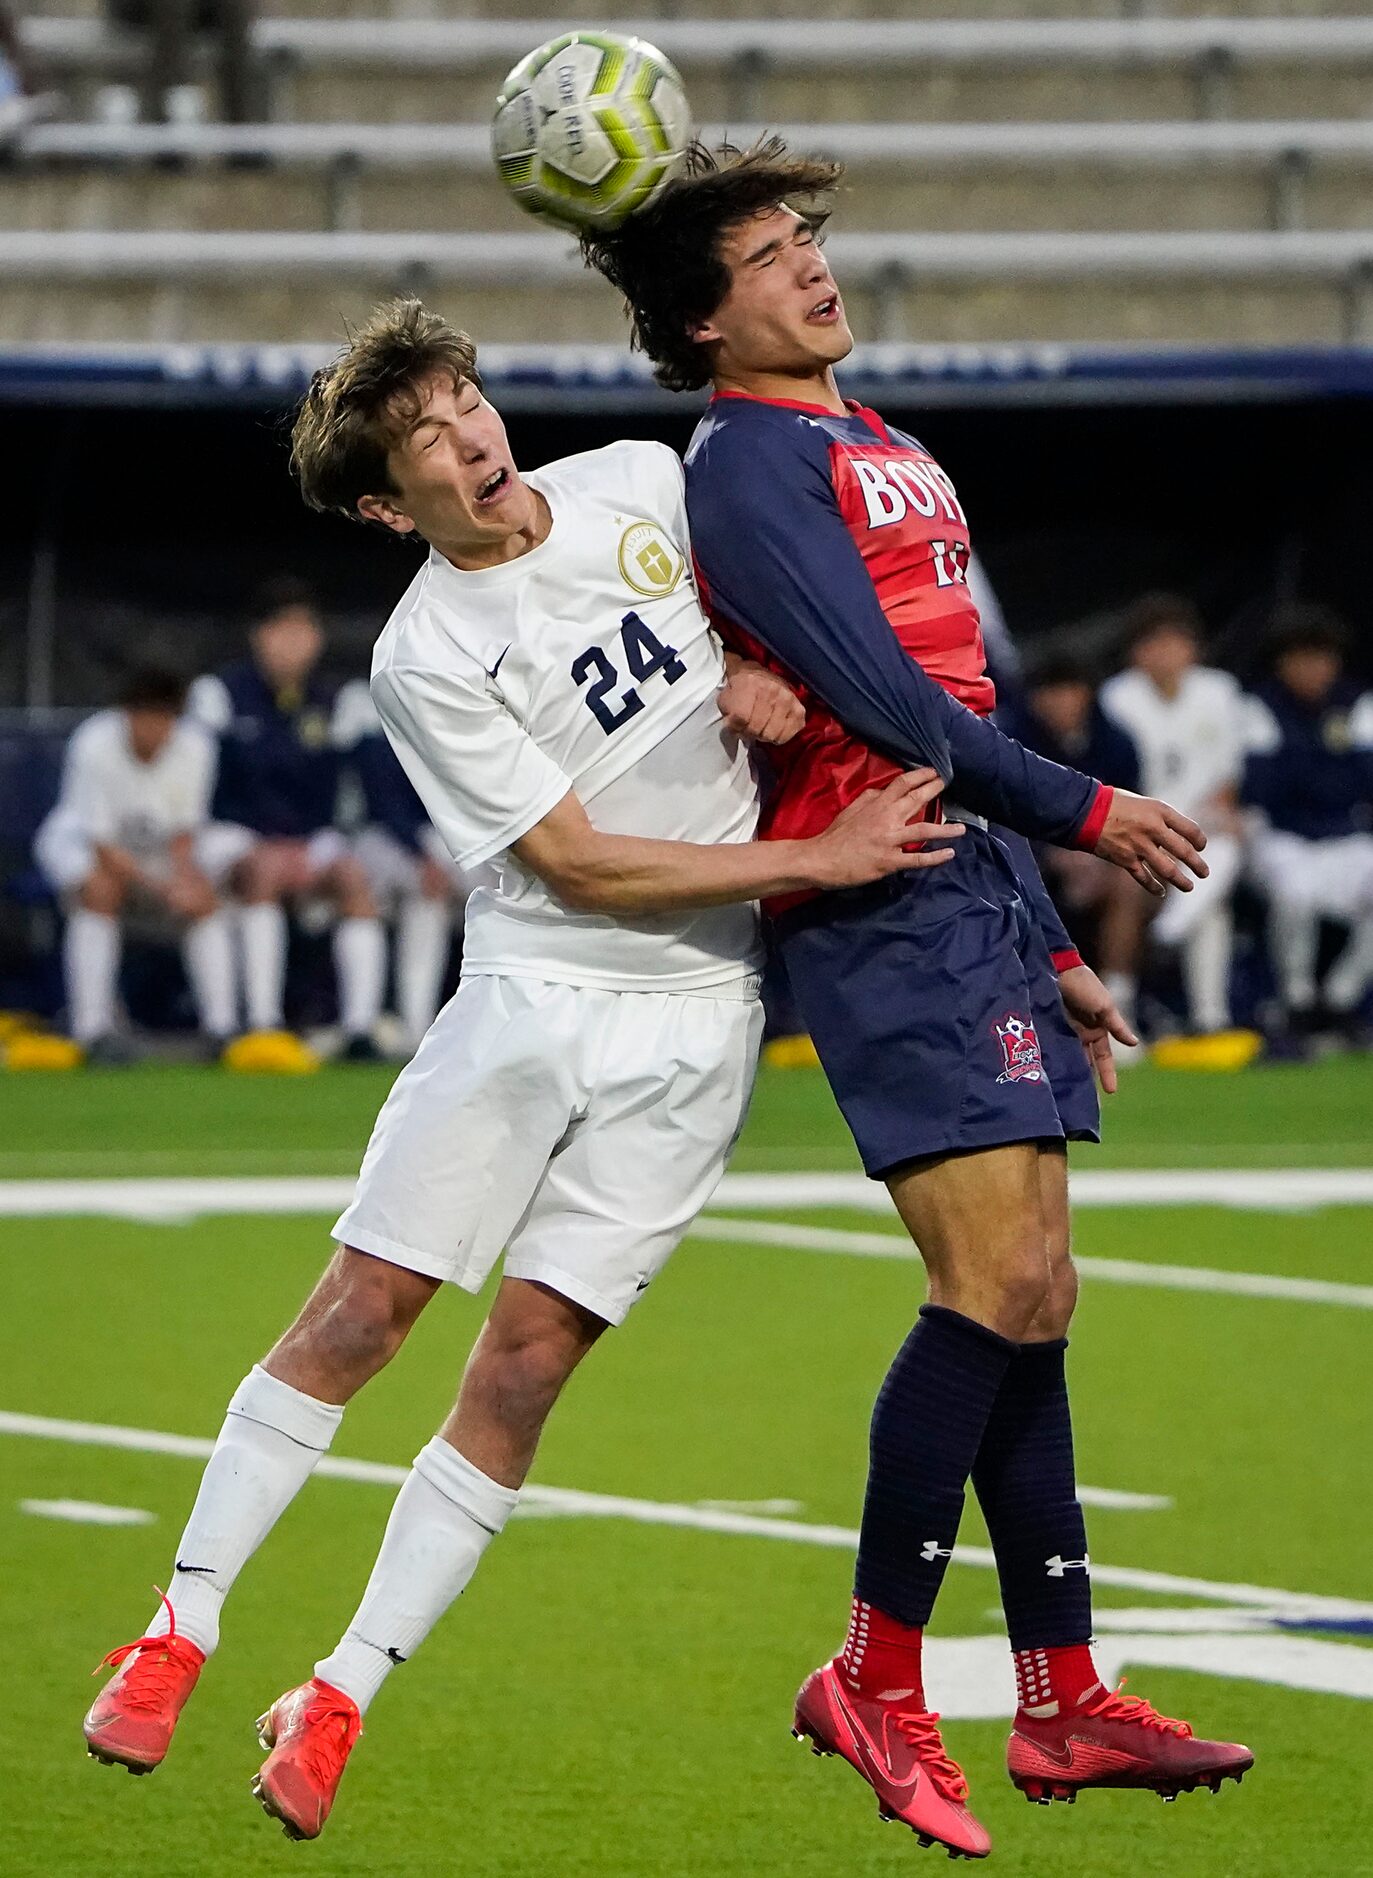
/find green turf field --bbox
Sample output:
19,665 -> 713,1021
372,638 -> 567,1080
1,1058 -> 1370,1877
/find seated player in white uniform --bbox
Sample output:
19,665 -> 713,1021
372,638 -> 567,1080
82,301 -> 958,1834
332,675 -> 473,1052
1101,594 -> 1246,1036
34,668 -> 237,1061
1241,606 -> 1373,1046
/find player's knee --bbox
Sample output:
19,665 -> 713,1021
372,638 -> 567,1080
991,1252 -> 1054,1341
481,1317 -> 591,1413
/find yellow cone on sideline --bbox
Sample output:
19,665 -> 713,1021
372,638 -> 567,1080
763,1033 -> 822,1071
3,1032 -> 84,1071
1150,1029 -> 1264,1073
222,1029 -> 321,1075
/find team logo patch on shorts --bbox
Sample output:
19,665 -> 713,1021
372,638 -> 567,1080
994,1012 -> 1044,1084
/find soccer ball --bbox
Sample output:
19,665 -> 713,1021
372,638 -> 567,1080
491,31 -> 691,233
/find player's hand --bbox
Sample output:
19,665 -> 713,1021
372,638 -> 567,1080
162,865 -> 217,922
1057,961 -> 1138,1096
1092,790 -> 1208,898
717,660 -> 806,746
810,770 -> 964,890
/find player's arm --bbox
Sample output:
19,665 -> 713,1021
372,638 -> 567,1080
512,771 -> 958,916
371,654 -> 959,922
717,649 -> 805,746
686,418 -> 1206,894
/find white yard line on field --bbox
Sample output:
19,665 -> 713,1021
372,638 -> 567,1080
1,1175 -> 1370,1305
18,1497 -> 155,1526
689,1216 -> 1373,1308
1,1166 -> 1372,1221
2,1408 -> 1369,1626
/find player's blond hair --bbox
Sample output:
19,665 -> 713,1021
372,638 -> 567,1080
290,299 -> 480,521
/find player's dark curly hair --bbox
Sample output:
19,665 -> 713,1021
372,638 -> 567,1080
581,138 -> 844,393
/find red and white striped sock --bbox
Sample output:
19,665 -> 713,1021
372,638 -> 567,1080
1013,1642 -> 1103,1718
840,1598 -> 925,1707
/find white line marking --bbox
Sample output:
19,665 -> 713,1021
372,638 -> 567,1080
1076,1486 -> 1174,1511
2,1409 -> 1369,1624
718,1169 -> 1373,1210
19,1497 -> 155,1526
0,1166 -> 1371,1220
690,1215 -> 1373,1308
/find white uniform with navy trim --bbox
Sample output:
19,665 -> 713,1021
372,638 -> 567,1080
333,442 -> 764,1324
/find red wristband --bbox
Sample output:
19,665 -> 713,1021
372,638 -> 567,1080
1051,948 -> 1084,974
1072,783 -> 1114,852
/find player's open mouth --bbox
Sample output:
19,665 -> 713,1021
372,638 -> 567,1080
807,294 -> 840,325
473,467 -> 512,508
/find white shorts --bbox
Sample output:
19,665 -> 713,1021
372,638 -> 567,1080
198,824 -> 347,884
35,811 -> 250,895
332,974 -> 763,1326
1248,830 -> 1373,921
352,825 -> 469,906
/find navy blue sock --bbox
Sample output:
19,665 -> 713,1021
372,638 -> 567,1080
854,1304 -> 1017,1627
971,1337 -> 1093,1651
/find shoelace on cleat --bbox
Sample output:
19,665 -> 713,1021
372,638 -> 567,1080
289,1689 -> 362,1788
1081,1680 -> 1192,1738
93,1588 -> 200,1713
891,1708 -> 970,1802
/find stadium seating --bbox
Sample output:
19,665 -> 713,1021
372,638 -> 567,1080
7,7 -> 1373,344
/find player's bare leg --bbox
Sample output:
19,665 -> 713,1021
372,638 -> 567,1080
83,1249 -> 437,1772
987,1150 -> 1252,1806
253,1277 -> 605,1840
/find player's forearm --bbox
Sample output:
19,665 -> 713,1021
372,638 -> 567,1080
547,830 -> 832,916
940,697 -> 1104,847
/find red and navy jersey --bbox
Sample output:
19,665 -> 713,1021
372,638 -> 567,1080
684,391 -> 1108,937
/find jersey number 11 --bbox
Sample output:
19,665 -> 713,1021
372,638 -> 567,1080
572,612 -> 686,735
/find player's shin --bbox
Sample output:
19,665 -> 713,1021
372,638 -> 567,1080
182,909 -> 237,1043
397,895 -> 450,1048
971,1338 -> 1100,1715
148,1365 -> 344,1655
313,1436 -> 518,1715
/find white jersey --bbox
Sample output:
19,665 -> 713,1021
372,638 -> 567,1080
370,440 -> 762,996
1099,665 -> 1245,823
49,709 -> 216,854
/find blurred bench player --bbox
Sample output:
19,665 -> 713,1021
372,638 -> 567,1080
333,674 -> 470,1052
81,302 -> 1197,1842
33,667 -> 236,1060
585,139 -> 1249,1858
189,578 -> 387,1065
1100,594 -> 1247,1038
1242,603 -> 1373,1048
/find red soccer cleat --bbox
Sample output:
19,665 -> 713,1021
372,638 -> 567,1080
793,1659 -> 991,1860
251,1677 -> 362,1841
1008,1680 -> 1254,1804
83,1602 -> 205,1774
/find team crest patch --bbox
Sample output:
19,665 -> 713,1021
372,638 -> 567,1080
618,521 -> 684,598
994,1012 -> 1044,1084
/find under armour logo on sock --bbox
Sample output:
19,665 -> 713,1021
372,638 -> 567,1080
175,1561 -> 217,1575
920,1539 -> 954,1562
1045,1553 -> 1091,1577
385,1646 -> 407,1665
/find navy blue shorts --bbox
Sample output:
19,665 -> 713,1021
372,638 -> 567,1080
774,825 -> 1100,1179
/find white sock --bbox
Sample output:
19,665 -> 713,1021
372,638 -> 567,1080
314,1437 -> 518,1714
334,915 -> 386,1039
397,896 -> 450,1049
1326,921 -> 1373,1013
148,1365 -> 343,1655
65,909 -> 120,1043
1270,896 -> 1319,1011
1182,905 -> 1233,1033
182,910 -> 237,1039
239,903 -> 287,1031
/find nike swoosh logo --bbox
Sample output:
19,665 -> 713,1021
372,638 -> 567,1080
832,1691 -> 921,1802
488,644 -> 512,680
385,1647 -> 407,1664
175,1561 -> 216,1575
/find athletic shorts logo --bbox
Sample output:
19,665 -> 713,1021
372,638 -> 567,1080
994,1012 -> 1044,1084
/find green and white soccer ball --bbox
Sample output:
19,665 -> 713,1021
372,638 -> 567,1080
492,31 -> 691,233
